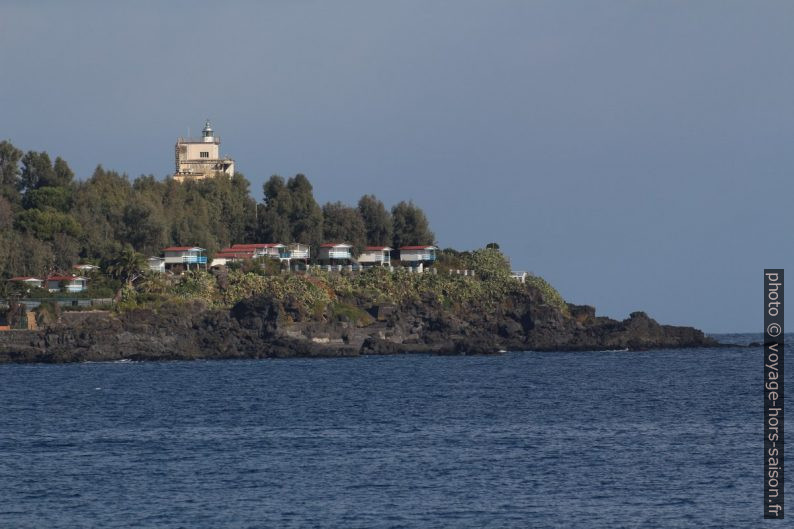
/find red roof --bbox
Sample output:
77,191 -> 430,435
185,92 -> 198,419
9,276 -> 42,281
399,245 -> 437,250
231,243 -> 284,249
216,252 -> 254,259
364,246 -> 392,251
320,243 -> 352,248
47,275 -> 84,281
162,246 -> 205,252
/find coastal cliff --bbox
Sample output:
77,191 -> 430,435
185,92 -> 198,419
0,279 -> 717,364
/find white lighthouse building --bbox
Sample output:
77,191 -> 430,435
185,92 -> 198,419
173,120 -> 235,182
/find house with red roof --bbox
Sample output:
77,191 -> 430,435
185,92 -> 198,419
358,246 -> 393,267
210,243 -> 293,267
317,243 -> 353,263
229,243 -> 288,260
210,248 -> 255,268
8,277 -> 45,290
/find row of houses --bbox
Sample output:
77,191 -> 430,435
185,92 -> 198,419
146,244 -> 439,273
7,263 -> 103,293
5,245 -> 438,293
8,275 -> 89,293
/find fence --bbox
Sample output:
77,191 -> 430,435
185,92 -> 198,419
0,298 -> 114,310
289,265 -> 475,276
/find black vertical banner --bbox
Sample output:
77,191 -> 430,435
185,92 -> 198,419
764,269 -> 784,519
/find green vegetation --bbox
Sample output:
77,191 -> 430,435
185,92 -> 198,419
116,248 -> 568,321
0,140 -> 569,318
0,140 -> 435,279
525,274 -> 569,315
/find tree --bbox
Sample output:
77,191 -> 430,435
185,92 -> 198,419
72,165 -> 133,260
119,203 -> 166,254
51,157 -> 75,188
0,140 -> 22,204
322,202 -> 366,250
227,173 -> 258,243
287,174 -> 323,246
257,173 -> 323,247
103,246 -> 146,288
22,186 -> 74,212
19,151 -> 56,193
257,175 -> 293,242
358,194 -> 392,246
0,195 -> 12,229
391,201 -> 435,248
14,208 -> 81,240
1,233 -> 54,278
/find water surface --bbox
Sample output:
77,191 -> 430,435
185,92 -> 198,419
0,334 -> 787,528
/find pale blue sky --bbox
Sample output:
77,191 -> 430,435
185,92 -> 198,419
1,1 -> 792,332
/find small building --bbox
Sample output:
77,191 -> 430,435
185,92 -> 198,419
358,246 -> 392,267
147,257 -> 165,273
162,246 -> 207,271
210,249 -> 254,268
287,243 -> 310,260
8,277 -> 45,290
73,264 -> 99,273
46,275 -> 88,293
318,243 -> 353,263
511,271 -> 528,283
399,245 -> 438,265
173,120 -> 235,183
229,243 -> 288,260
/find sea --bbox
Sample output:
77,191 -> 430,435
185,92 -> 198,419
0,334 -> 788,528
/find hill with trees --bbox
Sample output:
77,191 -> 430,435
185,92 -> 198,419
0,140 -> 435,283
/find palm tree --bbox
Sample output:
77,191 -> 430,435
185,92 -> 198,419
103,247 -> 146,301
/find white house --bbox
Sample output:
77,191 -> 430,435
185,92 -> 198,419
287,243 -> 310,260
147,257 -> 165,273
73,264 -> 99,273
318,243 -> 353,263
358,246 -> 392,267
8,277 -> 44,289
46,275 -> 88,293
229,243 -> 288,260
162,246 -> 207,270
399,245 -> 438,264
511,271 -> 528,283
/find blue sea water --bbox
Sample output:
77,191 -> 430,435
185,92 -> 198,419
0,334 -> 788,528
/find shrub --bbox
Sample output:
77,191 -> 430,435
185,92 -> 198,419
525,274 -> 569,315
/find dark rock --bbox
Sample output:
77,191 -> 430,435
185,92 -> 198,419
0,284 -> 720,364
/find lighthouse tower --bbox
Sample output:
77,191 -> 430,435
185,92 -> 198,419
173,119 -> 235,182
202,120 -> 215,142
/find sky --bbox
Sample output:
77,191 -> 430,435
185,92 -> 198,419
1,0 -> 792,333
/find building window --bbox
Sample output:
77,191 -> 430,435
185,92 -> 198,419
200,151 -> 209,158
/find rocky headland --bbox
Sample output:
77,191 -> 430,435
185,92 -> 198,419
0,278 -> 718,364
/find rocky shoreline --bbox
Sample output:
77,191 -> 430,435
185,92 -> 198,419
0,286 -> 720,364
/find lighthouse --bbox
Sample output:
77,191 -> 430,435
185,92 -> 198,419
173,119 -> 235,182
202,120 -> 215,142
